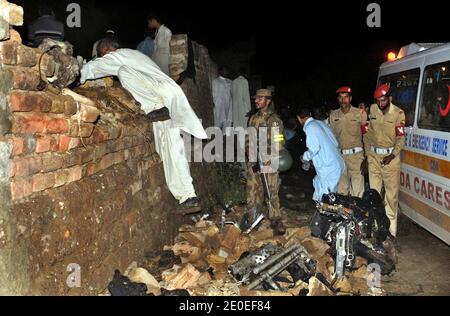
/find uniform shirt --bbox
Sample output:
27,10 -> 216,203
329,106 -> 367,150
248,109 -> 285,154
364,103 -> 406,157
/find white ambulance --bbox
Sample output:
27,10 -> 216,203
378,42 -> 450,245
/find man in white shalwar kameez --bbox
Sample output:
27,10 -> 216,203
148,14 -> 172,75
212,67 -> 233,133
231,71 -> 251,129
80,37 -> 207,209
231,71 -> 251,175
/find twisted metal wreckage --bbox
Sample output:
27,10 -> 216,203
226,189 -> 395,293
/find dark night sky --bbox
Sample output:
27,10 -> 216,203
10,0 -> 450,107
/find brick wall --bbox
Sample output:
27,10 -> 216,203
0,3 -> 218,295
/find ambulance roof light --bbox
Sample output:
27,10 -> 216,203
387,51 -> 397,61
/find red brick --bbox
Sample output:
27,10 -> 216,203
12,113 -> 47,134
0,41 -> 18,65
16,45 -> 37,67
66,165 -> 83,183
93,143 -> 107,161
54,169 -> 69,187
68,120 -> 95,138
5,66 -> 41,91
9,91 -> 51,112
10,177 -> 33,200
100,153 -> 114,170
32,173 -> 55,192
35,135 -> 58,153
73,147 -> 94,164
58,135 -> 71,152
64,99 -> 77,115
12,156 -> 42,177
50,96 -> 66,113
45,118 -> 69,134
9,136 -> 25,156
85,161 -> 101,177
92,128 -> 106,144
69,138 -> 81,150
41,153 -> 63,172
62,150 -> 83,168
80,104 -> 100,123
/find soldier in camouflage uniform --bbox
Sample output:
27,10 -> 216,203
246,89 -> 285,219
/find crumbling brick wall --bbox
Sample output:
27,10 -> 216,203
0,2 -> 218,295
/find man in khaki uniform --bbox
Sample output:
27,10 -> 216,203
329,86 -> 368,198
364,83 -> 405,239
246,89 -> 284,219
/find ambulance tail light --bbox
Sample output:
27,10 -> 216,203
387,51 -> 397,61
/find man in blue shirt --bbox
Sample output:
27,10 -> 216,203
136,28 -> 155,57
296,107 -> 344,201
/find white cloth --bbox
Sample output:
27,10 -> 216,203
151,24 -> 172,75
231,75 -> 251,129
212,76 -> 233,131
302,118 -> 345,201
80,48 -> 207,203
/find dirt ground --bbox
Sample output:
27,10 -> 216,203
279,168 -> 450,296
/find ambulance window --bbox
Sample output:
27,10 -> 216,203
418,62 -> 450,132
379,68 -> 420,127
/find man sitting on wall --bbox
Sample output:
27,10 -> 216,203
80,35 -> 208,210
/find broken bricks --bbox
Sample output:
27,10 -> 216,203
156,204 -> 376,296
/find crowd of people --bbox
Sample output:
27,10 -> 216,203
26,6 -> 406,255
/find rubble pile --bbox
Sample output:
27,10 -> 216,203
110,206 -> 385,296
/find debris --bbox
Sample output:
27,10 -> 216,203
307,276 -> 335,296
172,242 -> 202,264
197,272 -> 212,286
250,228 -> 274,243
161,263 -> 201,290
354,256 -> 368,269
195,279 -> 240,296
146,199 -> 379,296
239,288 -> 293,296
128,267 -> 160,288
159,250 -> 181,269
220,224 -> 241,249
334,277 -> 352,293
160,288 -> 190,296
287,280 -> 309,296
127,267 -> 161,296
300,237 -> 330,259
226,235 -> 251,264
108,270 -> 148,296
180,232 -> 206,248
284,227 -> 311,246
